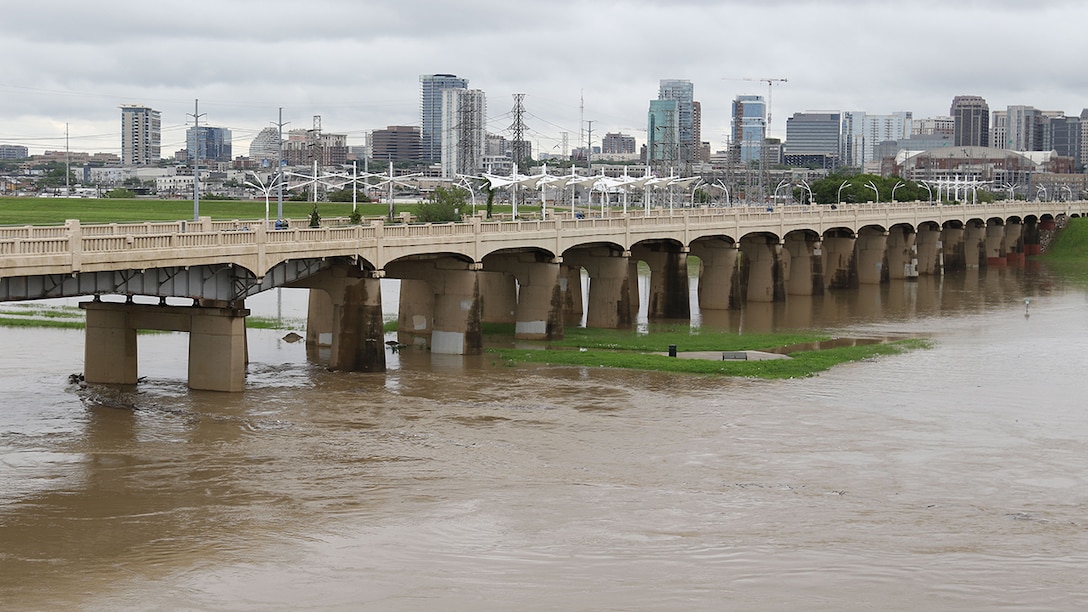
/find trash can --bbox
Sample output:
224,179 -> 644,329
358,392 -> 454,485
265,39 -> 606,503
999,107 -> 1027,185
668,344 -> 677,358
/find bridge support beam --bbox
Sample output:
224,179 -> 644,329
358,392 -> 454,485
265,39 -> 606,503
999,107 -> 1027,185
942,225 -> 966,272
783,235 -> 824,296
822,233 -> 857,290
565,247 -> 634,328
1005,221 -> 1025,264
740,236 -> 785,303
81,301 -> 249,392
886,227 -> 917,280
631,244 -> 690,319
915,226 -> 942,275
690,241 -> 738,310
964,222 -> 987,269
559,264 -> 584,326
985,223 -> 1008,266
855,230 -> 888,284
387,258 -> 482,355
300,267 -> 385,372
483,254 -> 564,340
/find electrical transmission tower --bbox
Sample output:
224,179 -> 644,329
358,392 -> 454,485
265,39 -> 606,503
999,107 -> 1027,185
509,93 -> 529,169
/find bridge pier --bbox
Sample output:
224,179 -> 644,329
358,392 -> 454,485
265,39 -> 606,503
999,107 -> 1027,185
942,225 -> 966,271
564,247 -> 634,328
964,221 -> 987,269
300,267 -> 386,372
631,243 -> 690,319
822,232 -> 857,290
915,225 -> 942,275
559,263 -> 585,327
397,279 -> 434,349
387,258 -> 483,355
783,234 -> 824,296
985,222 -> 1008,266
855,229 -> 888,284
690,240 -> 739,310
81,301 -> 249,392
886,227 -> 917,280
483,253 -> 564,340
740,235 -> 785,303
1005,220 -> 1025,264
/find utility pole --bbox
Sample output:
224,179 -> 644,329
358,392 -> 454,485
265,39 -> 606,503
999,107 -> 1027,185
585,119 -> 595,173
187,99 -> 206,221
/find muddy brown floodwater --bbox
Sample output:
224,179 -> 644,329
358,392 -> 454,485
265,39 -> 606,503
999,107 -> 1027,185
2,265 -> 1087,610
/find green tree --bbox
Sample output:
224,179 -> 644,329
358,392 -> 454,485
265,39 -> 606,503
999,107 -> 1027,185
327,188 -> 370,203
105,188 -> 136,198
415,186 -> 465,223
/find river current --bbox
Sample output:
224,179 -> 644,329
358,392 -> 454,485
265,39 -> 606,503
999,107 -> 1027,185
2,264 -> 1087,610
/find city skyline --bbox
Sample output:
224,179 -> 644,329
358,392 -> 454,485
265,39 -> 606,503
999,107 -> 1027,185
3,0 -> 1087,158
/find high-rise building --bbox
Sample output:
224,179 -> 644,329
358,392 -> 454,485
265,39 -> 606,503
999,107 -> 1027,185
1045,114 -> 1081,164
249,127 -> 281,168
186,126 -> 232,164
601,132 -> 636,155
120,104 -> 161,166
783,112 -> 842,168
842,111 -> 912,169
732,95 -> 766,163
658,79 -> 695,163
420,74 -> 468,163
951,95 -> 989,147
371,126 -> 422,163
440,88 -> 486,178
647,99 -> 679,166
1005,105 -> 1049,152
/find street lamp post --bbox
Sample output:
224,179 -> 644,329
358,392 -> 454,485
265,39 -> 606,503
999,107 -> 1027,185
837,180 -> 850,206
891,180 -> 905,203
864,180 -> 880,203
773,179 -> 789,208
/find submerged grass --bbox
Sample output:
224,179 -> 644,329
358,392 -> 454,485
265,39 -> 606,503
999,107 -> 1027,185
492,338 -> 930,379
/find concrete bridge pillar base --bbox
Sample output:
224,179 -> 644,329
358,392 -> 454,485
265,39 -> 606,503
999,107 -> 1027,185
398,279 -> 434,348
82,301 -> 249,392
301,268 -> 386,373
985,223 -> 1009,266
915,226 -> 942,275
822,234 -> 857,290
942,226 -> 966,271
740,236 -> 785,303
559,264 -> 584,326
783,235 -> 824,296
483,254 -> 564,340
886,228 -> 917,280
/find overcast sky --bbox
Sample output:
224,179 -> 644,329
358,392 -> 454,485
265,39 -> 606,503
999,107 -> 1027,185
3,0 -> 1087,158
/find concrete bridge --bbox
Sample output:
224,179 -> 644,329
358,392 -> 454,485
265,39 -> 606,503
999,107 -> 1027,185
1,201 -> 1081,391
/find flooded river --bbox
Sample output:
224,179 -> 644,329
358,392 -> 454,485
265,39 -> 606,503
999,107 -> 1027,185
2,264 -> 1088,610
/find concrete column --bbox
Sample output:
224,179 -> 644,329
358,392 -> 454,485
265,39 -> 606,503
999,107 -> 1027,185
397,279 -> 434,348
963,222 -> 986,269
430,268 -> 482,355
822,233 -> 857,290
1005,221 -> 1024,264
483,254 -> 564,340
942,225 -> 966,272
301,267 -> 386,372
1023,219 -> 1042,256
783,234 -> 824,296
83,305 -> 138,385
915,225 -> 942,275
985,223 -> 1008,266
189,309 -> 248,392
559,264 -> 584,326
306,289 -> 334,347
81,301 -> 249,392
631,243 -> 690,319
886,227 -> 917,280
690,241 -> 738,311
479,270 -> 517,324
855,230 -> 888,285
740,236 -> 785,303
566,248 -> 634,328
